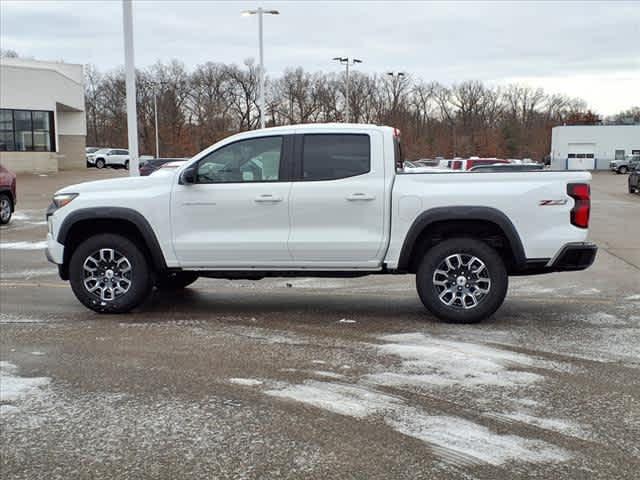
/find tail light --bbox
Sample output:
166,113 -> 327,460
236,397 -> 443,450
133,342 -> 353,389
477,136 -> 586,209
567,183 -> 590,228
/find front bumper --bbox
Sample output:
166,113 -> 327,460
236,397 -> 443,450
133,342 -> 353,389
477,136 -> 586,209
45,233 -> 64,264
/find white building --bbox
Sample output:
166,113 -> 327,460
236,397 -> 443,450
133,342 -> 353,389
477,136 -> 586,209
0,58 -> 86,174
550,125 -> 640,170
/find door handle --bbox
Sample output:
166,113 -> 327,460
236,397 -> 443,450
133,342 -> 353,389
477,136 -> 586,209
254,194 -> 283,203
346,193 -> 375,201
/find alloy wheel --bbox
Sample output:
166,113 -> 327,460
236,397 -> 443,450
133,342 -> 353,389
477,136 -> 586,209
432,253 -> 491,309
0,198 -> 11,223
82,248 -> 132,302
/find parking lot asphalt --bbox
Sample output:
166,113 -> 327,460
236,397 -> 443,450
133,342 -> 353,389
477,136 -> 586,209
1,169 -> 639,479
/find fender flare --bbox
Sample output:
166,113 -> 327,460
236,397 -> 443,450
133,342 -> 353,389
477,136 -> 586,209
396,206 -> 527,271
58,207 -> 167,270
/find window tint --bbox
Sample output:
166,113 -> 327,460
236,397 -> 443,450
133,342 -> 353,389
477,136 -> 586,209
196,136 -> 282,183
568,154 -> 576,158
302,134 -> 370,181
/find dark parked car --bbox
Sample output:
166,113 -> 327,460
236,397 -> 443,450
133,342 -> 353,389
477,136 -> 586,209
629,163 -> 640,194
0,164 -> 17,224
139,158 -> 188,176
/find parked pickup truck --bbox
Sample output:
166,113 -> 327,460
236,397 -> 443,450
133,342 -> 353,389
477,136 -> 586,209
45,124 -> 597,323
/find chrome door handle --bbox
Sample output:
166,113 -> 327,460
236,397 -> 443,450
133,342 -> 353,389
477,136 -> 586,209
346,193 -> 375,201
254,194 -> 283,203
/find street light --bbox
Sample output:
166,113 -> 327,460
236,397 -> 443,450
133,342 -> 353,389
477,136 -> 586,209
333,57 -> 362,123
242,8 -> 280,129
153,88 -> 159,158
122,0 -> 139,176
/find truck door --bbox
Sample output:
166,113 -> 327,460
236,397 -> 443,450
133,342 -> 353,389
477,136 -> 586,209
171,135 -> 294,267
287,131 -> 386,268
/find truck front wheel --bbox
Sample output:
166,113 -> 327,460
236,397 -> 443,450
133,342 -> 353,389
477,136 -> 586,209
69,234 -> 153,313
416,238 -> 508,324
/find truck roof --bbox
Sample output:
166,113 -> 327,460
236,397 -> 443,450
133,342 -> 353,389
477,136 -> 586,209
232,123 -> 394,137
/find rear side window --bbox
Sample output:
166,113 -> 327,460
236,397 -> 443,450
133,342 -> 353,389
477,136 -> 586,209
301,134 -> 370,181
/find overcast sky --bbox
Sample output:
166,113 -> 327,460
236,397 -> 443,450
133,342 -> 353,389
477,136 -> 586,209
1,0 -> 638,115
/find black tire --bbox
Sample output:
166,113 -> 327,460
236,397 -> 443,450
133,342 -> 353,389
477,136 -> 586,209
69,234 -> 152,313
95,158 -> 105,169
124,160 -> 130,170
0,193 -> 13,225
416,237 -> 508,324
155,272 -> 199,291
619,166 -> 628,174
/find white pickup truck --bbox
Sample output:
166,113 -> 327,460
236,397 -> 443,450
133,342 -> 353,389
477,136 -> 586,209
46,124 -> 597,323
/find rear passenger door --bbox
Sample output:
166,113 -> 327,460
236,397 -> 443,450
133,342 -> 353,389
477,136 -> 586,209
288,131 -> 386,268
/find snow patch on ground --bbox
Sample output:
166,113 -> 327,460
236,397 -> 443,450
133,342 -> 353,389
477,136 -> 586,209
228,378 -> 263,387
500,412 -> 589,440
0,314 -> 46,324
265,381 -> 401,418
311,370 -> 345,379
338,318 -> 357,324
0,361 -> 50,408
282,278 -> 350,289
10,211 -> 30,221
0,404 -> 20,416
365,333 -> 549,388
389,413 -> 570,466
574,312 -> 627,326
576,288 -> 601,296
625,294 -> 640,301
0,240 -> 47,250
0,268 -> 58,279
266,379 -> 569,466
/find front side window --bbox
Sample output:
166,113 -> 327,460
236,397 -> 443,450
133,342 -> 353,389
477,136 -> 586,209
302,134 -> 370,181
196,136 -> 282,184
615,149 -> 625,160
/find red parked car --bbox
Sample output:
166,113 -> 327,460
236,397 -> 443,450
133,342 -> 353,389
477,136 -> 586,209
0,164 -> 17,224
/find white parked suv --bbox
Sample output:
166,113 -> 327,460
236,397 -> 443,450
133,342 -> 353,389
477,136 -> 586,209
45,124 -> 597,323
86,148 -> 130,169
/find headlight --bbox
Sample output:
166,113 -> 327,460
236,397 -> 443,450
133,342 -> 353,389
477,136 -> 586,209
52,193 -> 79,208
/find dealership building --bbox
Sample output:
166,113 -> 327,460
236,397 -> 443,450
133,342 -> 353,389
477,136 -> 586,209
0,57 -> 86,173
550,125 -> 640,170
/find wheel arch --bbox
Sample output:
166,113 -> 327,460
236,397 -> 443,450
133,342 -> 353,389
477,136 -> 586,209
58,207 -> 167,280
396,206 -> 527,274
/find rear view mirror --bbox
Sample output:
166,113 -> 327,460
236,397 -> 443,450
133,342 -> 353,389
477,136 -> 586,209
180,166 -> 196,184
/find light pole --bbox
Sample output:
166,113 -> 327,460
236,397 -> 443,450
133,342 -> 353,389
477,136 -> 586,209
122,0 -> 139,175
386,71 -> 406,114
333,57 -> 362,123
242,8 -> 279,129
152,87 -> 159,158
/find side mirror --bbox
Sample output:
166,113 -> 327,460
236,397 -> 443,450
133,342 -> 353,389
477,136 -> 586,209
180,166 -> 196,184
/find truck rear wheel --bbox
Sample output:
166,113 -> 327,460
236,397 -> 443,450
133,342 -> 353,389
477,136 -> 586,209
416,238 -> 508,324
69,234 -> 152,313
